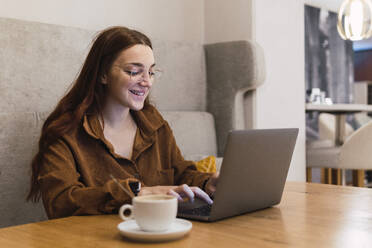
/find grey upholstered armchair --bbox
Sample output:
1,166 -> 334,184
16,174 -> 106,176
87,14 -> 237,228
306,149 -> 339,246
0,17 -> 265,227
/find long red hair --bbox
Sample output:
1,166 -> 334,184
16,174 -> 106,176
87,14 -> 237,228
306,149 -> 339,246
27,26 -> 152,202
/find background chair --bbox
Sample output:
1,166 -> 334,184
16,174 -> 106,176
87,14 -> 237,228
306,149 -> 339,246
306,113 -> 354,184
307,120 -> 372,187
318,113 -> 354,141
353,82 -> 372,128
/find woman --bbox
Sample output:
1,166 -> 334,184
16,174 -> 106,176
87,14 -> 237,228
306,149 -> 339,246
27,26 -> 218,219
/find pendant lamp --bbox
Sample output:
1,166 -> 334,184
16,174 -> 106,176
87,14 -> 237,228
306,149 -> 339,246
337,0 -> 372,40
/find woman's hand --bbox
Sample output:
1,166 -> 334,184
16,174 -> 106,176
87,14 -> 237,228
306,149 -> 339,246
205,172 -> 219,197
138,184 -> 213,204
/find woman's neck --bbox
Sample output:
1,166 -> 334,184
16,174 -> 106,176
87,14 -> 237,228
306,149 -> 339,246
101,101 -> 133,130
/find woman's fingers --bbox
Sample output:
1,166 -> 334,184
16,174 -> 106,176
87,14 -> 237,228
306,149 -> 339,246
167,189 -> 182,201
141,185 -> 213,204
191,187 -> 213,205
174,184 -> 195,201
174,184 -> 213,204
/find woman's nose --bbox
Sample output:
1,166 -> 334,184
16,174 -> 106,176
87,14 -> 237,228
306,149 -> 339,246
139,75 -> 152,87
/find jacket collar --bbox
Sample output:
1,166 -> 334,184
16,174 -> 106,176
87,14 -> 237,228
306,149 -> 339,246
131,103 -> 165,137
82,103 -> 165,141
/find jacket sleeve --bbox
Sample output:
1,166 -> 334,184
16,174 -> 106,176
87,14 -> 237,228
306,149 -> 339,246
38,138 -> 139,219
163,122 -> 212,188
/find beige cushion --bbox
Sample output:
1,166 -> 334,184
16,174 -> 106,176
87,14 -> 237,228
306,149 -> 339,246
0,112 -> 49,227
161,111 -> 217,158
306,146 -> 341,168
306,139 -> 334,149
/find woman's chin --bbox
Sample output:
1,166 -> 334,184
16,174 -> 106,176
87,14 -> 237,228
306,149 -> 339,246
129,102 -> 145,111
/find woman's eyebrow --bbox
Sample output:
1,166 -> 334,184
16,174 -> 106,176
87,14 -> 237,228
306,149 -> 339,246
126,62 -> 156,68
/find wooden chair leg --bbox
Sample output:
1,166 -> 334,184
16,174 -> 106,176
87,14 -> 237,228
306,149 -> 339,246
306,168 -> 312,182
332,169 -> 342,185
321,168 -> 332,184
326,168 -> 332,184
320,168 -> 325,183
352,170 -> 365,187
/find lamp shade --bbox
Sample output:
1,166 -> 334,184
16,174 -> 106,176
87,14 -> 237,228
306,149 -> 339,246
337,0 -> 372,41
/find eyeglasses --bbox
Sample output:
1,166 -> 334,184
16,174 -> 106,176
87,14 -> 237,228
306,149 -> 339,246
121,65 -> 163,83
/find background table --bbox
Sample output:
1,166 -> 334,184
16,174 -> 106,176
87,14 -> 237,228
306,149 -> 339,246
1,182 -> 372,247
306,103 -> 372,145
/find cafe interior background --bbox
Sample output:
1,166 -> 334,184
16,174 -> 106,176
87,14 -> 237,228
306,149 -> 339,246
0,0 -> 372,215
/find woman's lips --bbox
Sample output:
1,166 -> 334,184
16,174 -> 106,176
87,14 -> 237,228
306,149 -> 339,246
129,89 -> 145,96
129,89 -> 147,101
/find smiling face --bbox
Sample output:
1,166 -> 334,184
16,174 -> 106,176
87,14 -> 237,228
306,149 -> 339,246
102,44 -> 155,111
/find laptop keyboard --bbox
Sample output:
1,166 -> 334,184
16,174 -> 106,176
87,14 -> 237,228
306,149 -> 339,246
179,203 -> 212,217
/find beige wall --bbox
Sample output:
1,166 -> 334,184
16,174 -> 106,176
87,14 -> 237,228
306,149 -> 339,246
204,0 -> 252,44
0,0 -> 204,43
304,0 -> 343,11
252,0 -> 306,182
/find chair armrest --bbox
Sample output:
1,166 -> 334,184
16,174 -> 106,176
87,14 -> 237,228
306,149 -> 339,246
340,121 -> 372,169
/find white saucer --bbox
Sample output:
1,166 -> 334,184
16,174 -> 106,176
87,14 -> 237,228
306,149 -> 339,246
117,218 -> 192,242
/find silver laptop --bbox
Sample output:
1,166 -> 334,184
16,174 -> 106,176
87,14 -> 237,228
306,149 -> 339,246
177,128 -> 298,222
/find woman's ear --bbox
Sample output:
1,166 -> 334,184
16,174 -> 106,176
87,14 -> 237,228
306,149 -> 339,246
101,75 -> 108,85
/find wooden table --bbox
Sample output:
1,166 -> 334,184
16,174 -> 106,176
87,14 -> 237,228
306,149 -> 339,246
1,182 -> 372,247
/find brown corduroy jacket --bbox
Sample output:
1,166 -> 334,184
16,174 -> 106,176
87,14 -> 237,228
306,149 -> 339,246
38,104 -> 212,219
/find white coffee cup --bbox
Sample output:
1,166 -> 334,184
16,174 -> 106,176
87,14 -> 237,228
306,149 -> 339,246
119,194 -> 178,232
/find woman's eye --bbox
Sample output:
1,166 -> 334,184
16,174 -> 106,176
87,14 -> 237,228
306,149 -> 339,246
125,70 -> 140,76
149,71 -> 155,76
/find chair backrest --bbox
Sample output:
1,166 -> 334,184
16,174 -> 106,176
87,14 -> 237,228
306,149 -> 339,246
161,111 -> 217,159
0,17 -> 211,228
318,113 -> 354,141
340,120 -> 372,169
0,112 -> 49,226
205,40 -> 266,155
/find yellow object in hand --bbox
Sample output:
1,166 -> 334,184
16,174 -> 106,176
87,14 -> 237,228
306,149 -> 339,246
195,156 -> 217,173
